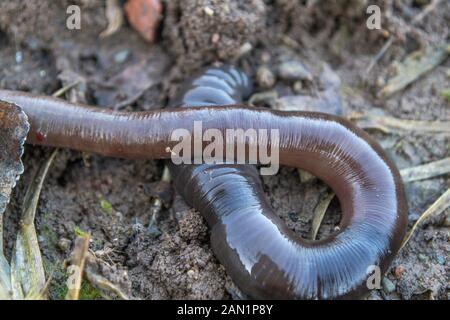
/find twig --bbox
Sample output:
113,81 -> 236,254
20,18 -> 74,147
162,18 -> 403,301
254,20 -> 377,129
366,36 -> 394,73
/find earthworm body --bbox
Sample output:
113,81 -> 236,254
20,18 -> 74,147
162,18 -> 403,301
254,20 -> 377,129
0,66 -> 407,299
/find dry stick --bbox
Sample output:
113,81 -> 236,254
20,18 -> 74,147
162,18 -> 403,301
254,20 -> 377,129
348,112 -> 450,133
401,188 -> 450,249
366,36 -> 394,74
400,157 -> 450,183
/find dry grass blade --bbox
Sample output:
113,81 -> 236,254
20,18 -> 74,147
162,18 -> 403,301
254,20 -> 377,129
148,166 -> 171,234
84,254 -> 129,300
366,36 -> 394,74
401,188 -> 450,249
401,157 -> 450,183
66,234 -> 91,300
379,43 -> 450,97
100,0 -> 124,38
348,112 -> 450,134
52,81 -> 80,98
310,191 -> 335,240
0,216 -> 12,299
10,150 -> 58,299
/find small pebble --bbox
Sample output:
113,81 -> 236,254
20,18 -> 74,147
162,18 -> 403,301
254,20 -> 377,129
211,33 -> 220,44
187,269 -> 198,279
256,66 -> 275,89
418,254 -> 428,262
443,215 -> 450,227
278,60 -> 312,81
445,69 -> 450,78
298,169 -> 315,183
435,254 -> 445,265
376,76 -> 385,88
319,64 -> 341,89
292,81 -> 303,93
15,51 -> 23,64
261,52 -> 271,63
238,42 -> 253,57
382,277 -> 396,294
203,6 -> 214,16
393,266 -> 405,279
58,237 -> 72,252
114,49 -> 130,64
288,212 -> 298,222
147,223 -> 162,238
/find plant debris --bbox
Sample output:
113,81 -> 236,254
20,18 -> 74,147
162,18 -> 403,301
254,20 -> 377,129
380,44 -> 450,97
401,188 -> 450,249
65,234 -> 91,300
84,252 -> 130,300
349,112 -> 450,134
92,51 -> 169,109
310,191 -> 335,240
1,150 -> 57,299
100,0 -> 124,38
400,157 -> 450,183
124,0 -> 162,43
0,102 -> 29,216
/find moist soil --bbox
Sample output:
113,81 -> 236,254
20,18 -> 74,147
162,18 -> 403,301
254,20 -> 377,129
0,0 -> 448,300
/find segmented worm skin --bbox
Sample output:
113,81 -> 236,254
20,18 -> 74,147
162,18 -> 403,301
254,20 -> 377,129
0,66 -> 407,299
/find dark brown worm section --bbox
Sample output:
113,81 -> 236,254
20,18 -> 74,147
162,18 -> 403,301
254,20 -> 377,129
0,66 -> 407,299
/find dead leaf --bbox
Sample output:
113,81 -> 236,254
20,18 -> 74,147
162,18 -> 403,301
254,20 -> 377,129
124,0 -> 162,43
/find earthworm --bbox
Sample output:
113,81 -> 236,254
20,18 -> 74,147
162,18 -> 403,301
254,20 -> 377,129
0,65 -> 407,299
